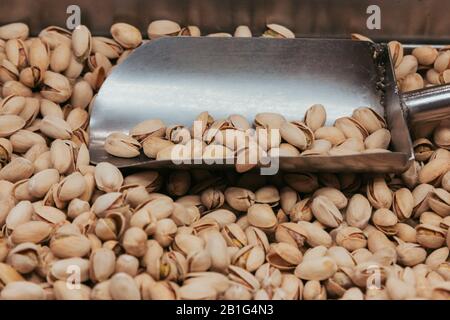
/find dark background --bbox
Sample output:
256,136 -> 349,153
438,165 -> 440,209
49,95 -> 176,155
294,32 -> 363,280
0,0 -> 449,42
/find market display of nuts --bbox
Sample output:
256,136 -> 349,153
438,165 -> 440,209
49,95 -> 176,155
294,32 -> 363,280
0,20 -> 449,301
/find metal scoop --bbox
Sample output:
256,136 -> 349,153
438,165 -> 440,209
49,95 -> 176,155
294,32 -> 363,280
89,37 -> 450,173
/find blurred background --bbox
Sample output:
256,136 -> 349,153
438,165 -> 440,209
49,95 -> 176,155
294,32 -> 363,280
0,0 -> 449,42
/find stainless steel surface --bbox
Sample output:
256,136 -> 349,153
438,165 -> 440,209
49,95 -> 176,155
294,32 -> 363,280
90,37 -> 413,173
402,84 -> 450,125
2,0 -> 450,42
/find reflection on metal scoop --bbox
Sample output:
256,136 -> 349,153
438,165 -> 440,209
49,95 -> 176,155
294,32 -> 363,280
89,37 -> 450,173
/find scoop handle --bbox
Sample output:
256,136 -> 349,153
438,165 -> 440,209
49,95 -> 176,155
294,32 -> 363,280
402,83 -> 450,126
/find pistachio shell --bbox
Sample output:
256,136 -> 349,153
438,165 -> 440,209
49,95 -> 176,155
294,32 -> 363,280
111,23 -> 142,49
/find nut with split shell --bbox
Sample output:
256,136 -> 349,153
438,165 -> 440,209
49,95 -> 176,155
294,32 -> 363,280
104,132 -> 141,158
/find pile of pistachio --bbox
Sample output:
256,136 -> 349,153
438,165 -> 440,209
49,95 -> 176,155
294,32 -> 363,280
353,33 -> 450,92
104,106 -> 392,171
0,21 -> 450,300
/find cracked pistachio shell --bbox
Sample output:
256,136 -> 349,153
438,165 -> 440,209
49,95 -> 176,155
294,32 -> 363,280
147,20 -> 181,39
94,162 -> 123,192
392,188 -> 414,220
228,265 -> 260,291
280,121 -> 314,150
428,188 -> 450,217
266,242 -> 303,271
352,107 -> 387,134
200,187 -> 224,210
1,281 -> 45,300
38,26 -> 71,49
0,94 -> 26,115
179,26 -> 201,37
130,119 -> 165,142
0,157 -> 34,183
372,208 -> 398,235
92,37 -> 123,59
365,128 -> 391,150
416,224 -> 446,249
298,221 -> 333,248
0,137 -> 13,167
111,23 -> 142,49
224,187 -> 255,212
311,195 -> 343,228
413,138 -> 434,162
56,172 -> 86,201
254,112 -> 286,130
41,115 -> 73,139
115,254 -> 139,276
313,187 -> 347,209
0,114 -> 26,137
419,158 -> 450,185
335,227 -> 367,251
231,245 -> 266,272
247,204 -> 278,231
104,132 -> 141,158
40,71 -> 72,103
275,222 -> 308,249
345,194 -> 372,229
367,176 -> 393,209
5,39 -> 28,69
263,24 -> 295,39
304,104 -> 326,132
334,117 -> 368,141
314,126 -> 346,146
295,256 -> 337,281
6,242 -> 40,273
72,25 -> 91,61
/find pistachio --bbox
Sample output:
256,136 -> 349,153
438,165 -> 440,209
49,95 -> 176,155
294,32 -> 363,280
147,20 -> 181,39
428,188 -> 450,217
109,272 -> 141,300
104,132 -> 141,158
314,126 -> 346,146
392,188 -> 414,220
395,55 -> 419,79
266,242 -> 302,270
1,281 -> 45,300
94,162 -> 123,192
311,195 -> 343,228
41,71 -> 72,103
263,24 -> 295,39
416,224 -> 446,249
367,176 -> 393,209
224,187 -> 255,212
72,25 -> 92,61
111,23 -> 142,49
295,257 -> 337,281
247,204 -> 278,232
280,121 -> 314,150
